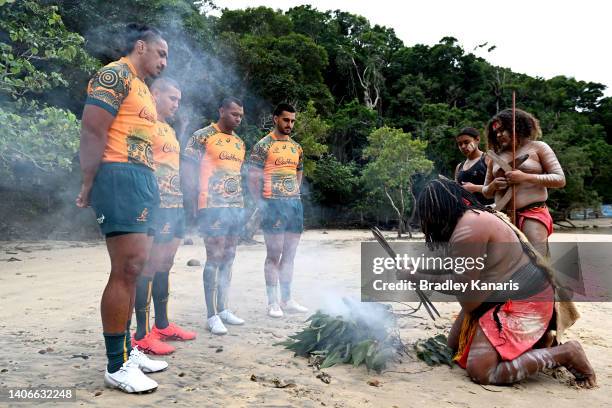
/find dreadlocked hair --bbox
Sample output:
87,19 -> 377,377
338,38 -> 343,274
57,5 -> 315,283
485,108 -> 542,153
418,177 -> 576,320
416,177 -> 495,249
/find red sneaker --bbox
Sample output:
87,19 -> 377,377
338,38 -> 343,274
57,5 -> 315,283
152,322 -> 197,341
132,332 -> 176,355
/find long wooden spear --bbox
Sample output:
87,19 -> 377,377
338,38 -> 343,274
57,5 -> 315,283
511,91 -> 517,225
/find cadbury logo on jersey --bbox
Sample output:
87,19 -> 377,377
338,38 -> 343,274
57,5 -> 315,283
274,158 -> 297,166
162,143 -> 179,154
139,107 -> 156,123
219,151 -> 242,162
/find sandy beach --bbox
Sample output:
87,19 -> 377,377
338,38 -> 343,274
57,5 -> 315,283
0,229 -> 610,407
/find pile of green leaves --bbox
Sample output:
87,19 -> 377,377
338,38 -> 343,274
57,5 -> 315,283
413,334 -> 454,367
276,300 -> 402,373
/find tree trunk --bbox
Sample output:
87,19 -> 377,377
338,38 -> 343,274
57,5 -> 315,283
384,186 -> 403,238
352,57 -> 381,110
399,185 -> 406,237
406,181 -> 417,239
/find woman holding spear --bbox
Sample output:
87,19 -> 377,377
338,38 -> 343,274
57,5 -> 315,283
482,107 -> 565,255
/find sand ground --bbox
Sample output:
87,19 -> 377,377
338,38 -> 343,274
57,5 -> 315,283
0,229 -> 610,407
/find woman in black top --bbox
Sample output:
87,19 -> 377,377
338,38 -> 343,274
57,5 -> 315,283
454,127 -> 494,205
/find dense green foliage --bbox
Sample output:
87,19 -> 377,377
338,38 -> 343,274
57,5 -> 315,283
1,0 -> 610,237
362,127 -> 432,236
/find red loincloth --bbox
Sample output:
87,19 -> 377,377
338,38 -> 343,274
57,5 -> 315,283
517,205 -> 554,237
456,285 -> 554,368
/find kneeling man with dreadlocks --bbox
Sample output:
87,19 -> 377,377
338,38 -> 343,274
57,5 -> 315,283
406,178 -> 596,387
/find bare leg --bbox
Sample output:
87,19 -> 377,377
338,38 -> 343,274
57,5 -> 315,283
203,236 -> 225,317
102,233 -> 152,333
157,239 -> 181,273
521,218 -> 549,257
466,327 -> 596,388
263,232 -> 284,304
217,235 -> 239,312
447,309 -> 465,352
278,232 -> 301,302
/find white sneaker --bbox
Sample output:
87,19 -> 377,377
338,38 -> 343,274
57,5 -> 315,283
129,346 -> 168,373
281,299 -> 309,313
104,360 -> 158,393
267,303 -> 284,318
208,315 -> 228,335
219,309 -> 245,325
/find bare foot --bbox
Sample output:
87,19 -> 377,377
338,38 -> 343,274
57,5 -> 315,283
563,340 -> 597,388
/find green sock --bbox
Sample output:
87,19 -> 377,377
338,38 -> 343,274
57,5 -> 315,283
266,285 -> 278,305
125,331 -> 133,356
203,261 -> 219,318
217,263 -> 233,312
125,319 -> 133,356
153,271 -> 170,329
104,332 -> 128,373
280,282 -> 291,302
134,275 -> 153,341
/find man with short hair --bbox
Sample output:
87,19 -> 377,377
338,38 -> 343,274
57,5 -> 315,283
131,77 -> 196,355
248,103 -> 308,318
77,23 -> 169,393
183,97 -> 247,335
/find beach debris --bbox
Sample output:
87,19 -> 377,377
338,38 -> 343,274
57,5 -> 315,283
187,259 -> 201,266
413,334 -> 454,367
250,374 -> 296,388
71,353 -> 89,360
276,298 -> 403,373
367,379 -> 381,387
316,372 -> 331,384
6,257 -> 21,262
183,238 -> 194,245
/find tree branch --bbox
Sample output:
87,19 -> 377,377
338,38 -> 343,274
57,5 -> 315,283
7,146 -> 48,172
